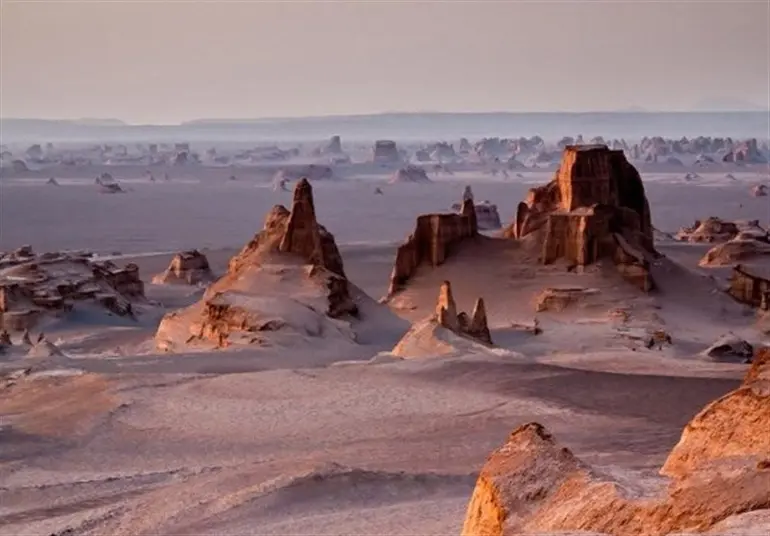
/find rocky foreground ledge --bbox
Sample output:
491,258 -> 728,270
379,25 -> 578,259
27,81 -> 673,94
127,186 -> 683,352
461,349 -> 770,536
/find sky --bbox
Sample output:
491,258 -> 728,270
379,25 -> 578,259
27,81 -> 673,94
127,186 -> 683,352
1,0 -> 769,124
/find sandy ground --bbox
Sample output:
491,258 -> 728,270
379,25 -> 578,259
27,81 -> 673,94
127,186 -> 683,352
1,169 -> 768,535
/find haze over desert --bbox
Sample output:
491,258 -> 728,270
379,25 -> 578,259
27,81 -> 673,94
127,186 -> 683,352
1,2 -> 770,536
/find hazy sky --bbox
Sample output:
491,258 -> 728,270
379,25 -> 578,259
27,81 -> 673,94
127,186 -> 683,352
1,1 -> 768,124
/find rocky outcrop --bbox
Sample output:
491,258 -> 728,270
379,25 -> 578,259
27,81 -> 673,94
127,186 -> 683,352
0,249 -> 144,331
461,372 -> 770,536
676,217 -> 741,243
722,139 -> 767,163
434,281 -> 491,345
535,287 -> 600,312
152,250 -> 215,285
451,187 -> 502,230
699,237 -> 770,267
373,140 -> 400,163
701,333 -> 754,362
728,265 -> 770,310
391,281 -> 491,358
320,135 -> 342,154
389,165 -> 431,183
661,347 -> 770,477
387,193 -> 478,297
504,145 -> 656,291
155,179 -> 359,350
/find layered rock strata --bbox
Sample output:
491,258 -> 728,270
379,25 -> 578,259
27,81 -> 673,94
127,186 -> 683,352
0,249 -> 143,331
504,145 -> 656,291
387,194 -> 478,297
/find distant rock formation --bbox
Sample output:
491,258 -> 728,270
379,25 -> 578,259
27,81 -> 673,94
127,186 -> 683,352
96,173 -> 125,194
752,184 -> 768,197
372,140 -> 400,163
722,139 -> 767,163
46,177 -> 59,186
505,145 -> 656,291
391,281 -> 491,358
153,250 -> 215,285
273,165 -> 334,183
699,236 -> 770,266
677,217 -> 741,242
451,187 -> 502,231
389,165 -> 431,183
461,355 -> 770,536
0,249 -> 144,331
155,179 -> 361,350
701,333 -> 754,362
728,265 -> 770,310
321,135 -> 342,154
535,287 -> 600,312
26,336 -> 65,358
386,191 -> 478,297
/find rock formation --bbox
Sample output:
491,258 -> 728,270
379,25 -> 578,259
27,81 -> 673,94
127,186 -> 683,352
701,333 -> 754,362
273,164 -> 334,183
676,217 -> 741,242
752,184 -> 768,197
699,236 -> 770,266
386,191 -> 478,297
434,281 -> 491,344
461,352 -> 770,536
534,287 -> 600,312
0,249 -> 144,331
389,165 -> 431,183
504,145 -> 656,291
662,347 -> 770,477
728,265 -> 770,310
391,281 -> 491,358
372,140 -> 400,163
152,250 -> 215,285
451,187 -> 502,230
321,135 -> 342,154
155,179 -> 361,350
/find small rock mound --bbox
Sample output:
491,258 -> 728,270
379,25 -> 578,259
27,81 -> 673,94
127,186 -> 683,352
534,287 -> 600,312
153,250 -> 215,285
702,333 -> 754,362
389,165 -> 431,184
752,184 -> 768,197
26,336 -> 65,358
